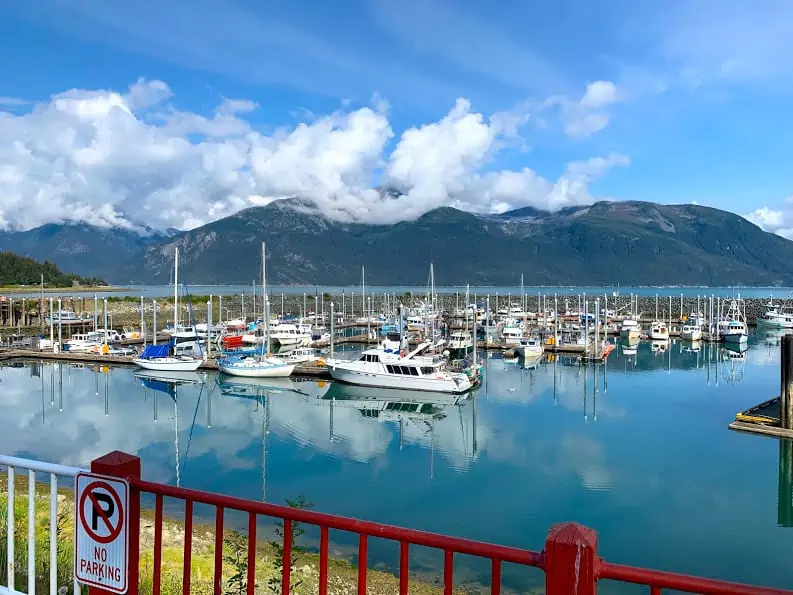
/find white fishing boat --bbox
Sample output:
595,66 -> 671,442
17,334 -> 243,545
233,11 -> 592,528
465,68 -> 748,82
270,323 -> 312,347
44,310 -> 84,324
283,347 -> 321,364
219,242 -> 293,379
448,330 -> 473,350
649,321 -> 669,341
718,299 -> 748,345
757,301 -> 793,329
680,324 -> 703,341
406,315 -> 425,331
619,319 -> 641,340
517,336 -> 544,358
501,326 -> 522,346
325,342 -> 473,394
63,331 -> 103,353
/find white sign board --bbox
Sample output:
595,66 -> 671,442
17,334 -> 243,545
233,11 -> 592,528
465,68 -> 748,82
74,472 -> 129,594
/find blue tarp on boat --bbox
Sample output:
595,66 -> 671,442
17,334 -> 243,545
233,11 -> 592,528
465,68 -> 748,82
140,344 -> 169,359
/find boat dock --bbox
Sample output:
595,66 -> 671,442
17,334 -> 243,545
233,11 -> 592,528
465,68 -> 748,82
0,348 -> 334,378
729,334 -> 793,439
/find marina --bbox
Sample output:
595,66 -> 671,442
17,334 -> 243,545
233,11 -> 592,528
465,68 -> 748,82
2,330 -> 792,592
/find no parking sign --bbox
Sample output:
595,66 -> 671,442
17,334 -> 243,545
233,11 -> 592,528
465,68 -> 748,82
74,472 -> 129,593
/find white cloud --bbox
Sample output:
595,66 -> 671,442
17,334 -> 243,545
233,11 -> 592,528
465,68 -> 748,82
744,205 -> 793,240
580,81 -> 619,109
544,80 -> 622,139
0,79 -> 628,231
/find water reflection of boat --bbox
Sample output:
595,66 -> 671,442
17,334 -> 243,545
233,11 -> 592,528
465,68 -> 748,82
682,340 -> 702,354
320,382 -> 477,476
650,339 -> 669,354
218,375 -> 330,400
323,381 -> 467,408
134,369 -> 205,487
721,341 -> 749,355
719,347 -> 745,384
765,328 -> 793,346
134,369 -> 203,385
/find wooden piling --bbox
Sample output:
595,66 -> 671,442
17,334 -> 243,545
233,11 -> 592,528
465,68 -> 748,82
779,439 -> 793,527
782,335 -> 793,430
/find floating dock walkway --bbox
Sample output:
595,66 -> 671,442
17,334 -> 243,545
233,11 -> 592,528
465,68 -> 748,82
730,334 -> 793,439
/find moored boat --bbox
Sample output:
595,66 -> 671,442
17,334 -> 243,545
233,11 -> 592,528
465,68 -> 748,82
619,319 -> 641,340
133,343 -> 203,371
757,301 -> 793,329
517,336 -> 544,358
325,342 -> 473,394
649,321 -> 669,341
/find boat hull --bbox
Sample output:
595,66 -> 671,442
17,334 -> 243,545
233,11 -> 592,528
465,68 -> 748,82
722,333 -> 748,345
219,363 -> 295,378
757,317 -> 793,329
681,330 -> 703,341
133,357 -> 203,372
327,365 -> 471,394
517,346 -> 543,358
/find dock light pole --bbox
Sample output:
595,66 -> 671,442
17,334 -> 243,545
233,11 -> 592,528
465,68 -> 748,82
93,294 -> 98,331
218,294 -> 223,325
57,298 -> 63,352
595,298 -> 600,358
140,296 -> 146,347
103,299 -> 108,345
49,298 -> 55,352
152,300 -> 158,345
585,300 -> 590,355
330,302 -> 335,358
206,297 -> 212,361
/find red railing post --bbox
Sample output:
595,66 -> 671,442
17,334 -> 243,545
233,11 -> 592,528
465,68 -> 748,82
90,451 -> 141,595
544,522 -> 599,595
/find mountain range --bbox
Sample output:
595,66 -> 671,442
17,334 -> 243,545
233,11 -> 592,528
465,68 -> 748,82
3,199 -> 793,286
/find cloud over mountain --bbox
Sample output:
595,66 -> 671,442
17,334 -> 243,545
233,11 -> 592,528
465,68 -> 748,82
0,79 -> 628,232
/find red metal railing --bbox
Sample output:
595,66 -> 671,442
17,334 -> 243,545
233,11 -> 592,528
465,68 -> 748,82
88,452 -> 793,595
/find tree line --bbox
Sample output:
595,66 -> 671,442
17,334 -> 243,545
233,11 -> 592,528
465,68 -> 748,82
0,251 -> 105,287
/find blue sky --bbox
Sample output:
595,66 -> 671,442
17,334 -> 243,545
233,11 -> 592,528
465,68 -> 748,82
1,0 -> 793,234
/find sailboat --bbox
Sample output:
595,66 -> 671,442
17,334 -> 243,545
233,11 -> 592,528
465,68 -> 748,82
134,248 -> 203,372
218,243 -> 295,378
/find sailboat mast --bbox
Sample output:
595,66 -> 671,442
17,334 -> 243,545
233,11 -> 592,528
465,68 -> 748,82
174,247 -> 179,330
262,242 -> 268,357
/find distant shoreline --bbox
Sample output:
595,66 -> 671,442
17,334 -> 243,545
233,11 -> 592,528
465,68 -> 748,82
0,286 -> 130,295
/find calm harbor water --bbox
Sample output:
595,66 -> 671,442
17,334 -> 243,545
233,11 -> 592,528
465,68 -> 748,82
2,333 -> 793,592
11,284 -> 793,299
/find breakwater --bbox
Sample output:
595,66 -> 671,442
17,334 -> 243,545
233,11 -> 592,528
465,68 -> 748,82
103,294 -> 781,326
2,292 -> 782,332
